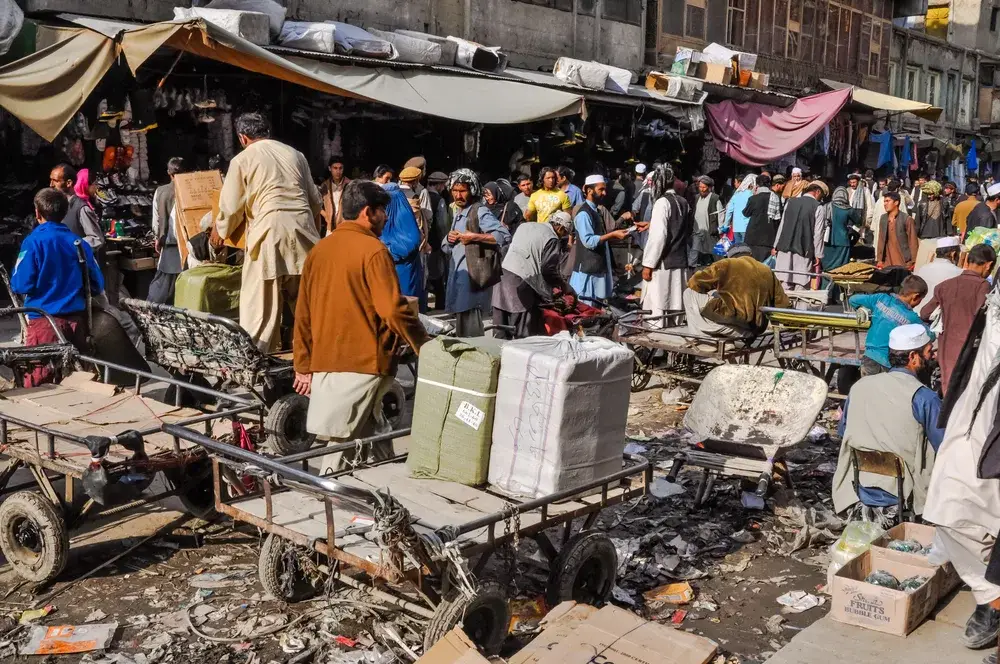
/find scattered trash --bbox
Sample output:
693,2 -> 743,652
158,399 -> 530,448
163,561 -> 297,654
83,610 -> 107,624
187,571 -> 253,589
806,425 -> 828,442
643,582 -> 695,605
661,386 -> 690,406
612,585 -> 637,606
765,614 -> 786,635
670,609 -> 688,624
815,462 -> 837,474
508,596 -> 548,634
731,530 -> 755,544
19,605 -> 55,624
649,478 -> 686,499
741,492 -> 766,510
141,632 -> 173,650
624,442 -> 648,455
21,623 -> 118,655
776,591 -> 824,614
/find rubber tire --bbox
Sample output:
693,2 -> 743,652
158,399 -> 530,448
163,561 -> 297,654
630,346 -> 653,393
257,533 -> 321,603
381,379 -> 407,429
546,531 -> 617,608
264,394 -> 315,455
163,457 -> 216,519
0,491 -> 69,584
424,582 -> 510,656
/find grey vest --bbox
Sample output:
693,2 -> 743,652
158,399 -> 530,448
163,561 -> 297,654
833,370 -> 935,514
63,195 -> 87,239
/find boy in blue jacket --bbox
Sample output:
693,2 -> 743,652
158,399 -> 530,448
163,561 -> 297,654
11,188 -> 104,386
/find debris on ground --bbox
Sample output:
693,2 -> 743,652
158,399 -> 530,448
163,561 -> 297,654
21,622 -> 118,655
776,591 -> 825,614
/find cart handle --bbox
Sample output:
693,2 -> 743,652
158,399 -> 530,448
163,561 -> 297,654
274,428 -> 412,465
162,423 -> 374,503
0,307 -> 70,344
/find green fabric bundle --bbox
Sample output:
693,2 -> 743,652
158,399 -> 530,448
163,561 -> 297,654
407,336 -> 503,486
173,264 -> 242,319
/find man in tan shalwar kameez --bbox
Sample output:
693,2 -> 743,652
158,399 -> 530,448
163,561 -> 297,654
214,112 -> 322,353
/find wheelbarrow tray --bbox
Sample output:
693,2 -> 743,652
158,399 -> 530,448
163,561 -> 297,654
684,364 -> 829,453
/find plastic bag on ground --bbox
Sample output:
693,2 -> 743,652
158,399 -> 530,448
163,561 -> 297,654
828,519 -> 885,583
204,0 -> 286,37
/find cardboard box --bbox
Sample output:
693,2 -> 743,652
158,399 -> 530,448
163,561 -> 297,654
511,602 -> 717,664
749,71 -> 770,90
830,549 -> 941,636
644,71 -> 703,101
415,627 -> 489,664
871,522 -> 962,595
694,62 -> 732,85
172,170 -> 242,265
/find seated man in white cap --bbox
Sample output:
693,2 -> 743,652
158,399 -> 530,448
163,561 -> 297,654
569,175 -> 630,302
832,323 -> 944,525
682,242 -> 790,338
914,236 -> 964,312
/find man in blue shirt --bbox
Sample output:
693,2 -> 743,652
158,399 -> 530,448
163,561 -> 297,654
558,166 -> 584,207
849,274 -> 931,376
833,324 -> 944,522
569,175 -> 630,302
11,188 -> 105,386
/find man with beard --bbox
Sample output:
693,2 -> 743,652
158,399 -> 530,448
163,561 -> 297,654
743,174 -> 785,261
832,323 -> 944,525
921,244 -> 996,395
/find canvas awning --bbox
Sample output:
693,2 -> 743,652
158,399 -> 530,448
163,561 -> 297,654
0,14 -> 586,142
821,78 -> 943,122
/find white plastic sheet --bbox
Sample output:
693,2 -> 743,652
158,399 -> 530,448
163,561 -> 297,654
278,20 -> 337,54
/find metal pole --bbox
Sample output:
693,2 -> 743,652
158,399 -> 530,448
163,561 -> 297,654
275,428 -> 412,464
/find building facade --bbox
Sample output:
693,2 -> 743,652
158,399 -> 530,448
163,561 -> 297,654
649,0 -> 893,92
23,0 -> 648,72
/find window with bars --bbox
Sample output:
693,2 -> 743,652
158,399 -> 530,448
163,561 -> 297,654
728,0 -> 747,47
774,0 -> 788,56
946,72 -> 959,120
513,0 -> 576,11
826,4 -> 839,68
603,0 -> 644,24
686,0 -> 708,39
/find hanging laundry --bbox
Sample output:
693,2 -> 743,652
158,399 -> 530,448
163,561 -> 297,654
901,135 -> 912,172
967,140 -> 979,172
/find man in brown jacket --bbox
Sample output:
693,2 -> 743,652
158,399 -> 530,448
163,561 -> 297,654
876,192 -> 920,269
294,180 -> 428,469
318,155 -> 350,235
682,243 -> 791,338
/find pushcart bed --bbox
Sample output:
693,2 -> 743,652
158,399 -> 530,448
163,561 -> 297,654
0,379 -> 222,476
227,461 -> 632,568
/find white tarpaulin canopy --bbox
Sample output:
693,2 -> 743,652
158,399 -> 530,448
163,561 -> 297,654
0,13 -> 586,141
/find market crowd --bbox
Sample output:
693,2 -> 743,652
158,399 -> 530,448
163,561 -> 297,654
14,110 -> 1000,662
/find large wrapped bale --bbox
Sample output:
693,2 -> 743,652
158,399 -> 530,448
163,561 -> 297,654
407,337 -> 504,485
173,264 -> 242,319
367,29 -> 442,65
279,21 -> 337,53
489,333 -> 633,498
173,7 -> 271,45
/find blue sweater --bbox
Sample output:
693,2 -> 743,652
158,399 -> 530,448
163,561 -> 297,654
11,221 -> 104,319
849,293 -> 931,368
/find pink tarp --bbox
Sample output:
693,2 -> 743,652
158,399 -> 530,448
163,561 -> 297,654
705,87 -> 852,167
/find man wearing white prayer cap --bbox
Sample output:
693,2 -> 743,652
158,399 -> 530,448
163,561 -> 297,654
635,163 -> 647,176
967,182 -> 1000,233
914,235 -> 964,312
832,322 -> 943,527
569,174 -> 629,301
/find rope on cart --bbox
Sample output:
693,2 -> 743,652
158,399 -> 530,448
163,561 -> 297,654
500,503 -> 521,594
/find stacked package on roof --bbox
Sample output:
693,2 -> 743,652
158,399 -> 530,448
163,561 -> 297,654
553,58 -> 634,93
278,21 -> 337,53
448,36 -> 507,73
173,6 -> 271,46
367,28 -> 442,65
408,337 -> 505,486
327,22 -> 396,59
396,30 -> 458,65
489,333 -> 634,499
203,0 -> 286,38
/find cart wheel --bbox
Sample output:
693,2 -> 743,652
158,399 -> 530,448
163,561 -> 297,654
258,533 -> 322,602
265,394 -> 316,456
0,491 -> 68,584
424,582 -> 510,656
630,346 -> 653,392
381,379 -> 407,429
546,531 -> 617,607
163,457 -> 216,518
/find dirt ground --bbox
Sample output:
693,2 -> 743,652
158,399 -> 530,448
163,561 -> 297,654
0,377 -> 846,664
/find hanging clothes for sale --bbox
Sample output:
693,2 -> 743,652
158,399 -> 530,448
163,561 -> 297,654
871,130 -> 894,169
901,136 -> 912,172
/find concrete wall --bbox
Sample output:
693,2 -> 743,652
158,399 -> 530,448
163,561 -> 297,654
24,0 -> 644,71
891,28 -> 979,140
948,0 -> 997,52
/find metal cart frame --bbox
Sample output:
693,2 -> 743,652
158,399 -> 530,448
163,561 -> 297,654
0,307 -> 266,584
163,423 -> 651,654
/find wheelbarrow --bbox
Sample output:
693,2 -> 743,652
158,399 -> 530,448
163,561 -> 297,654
666,365 -> 829,506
